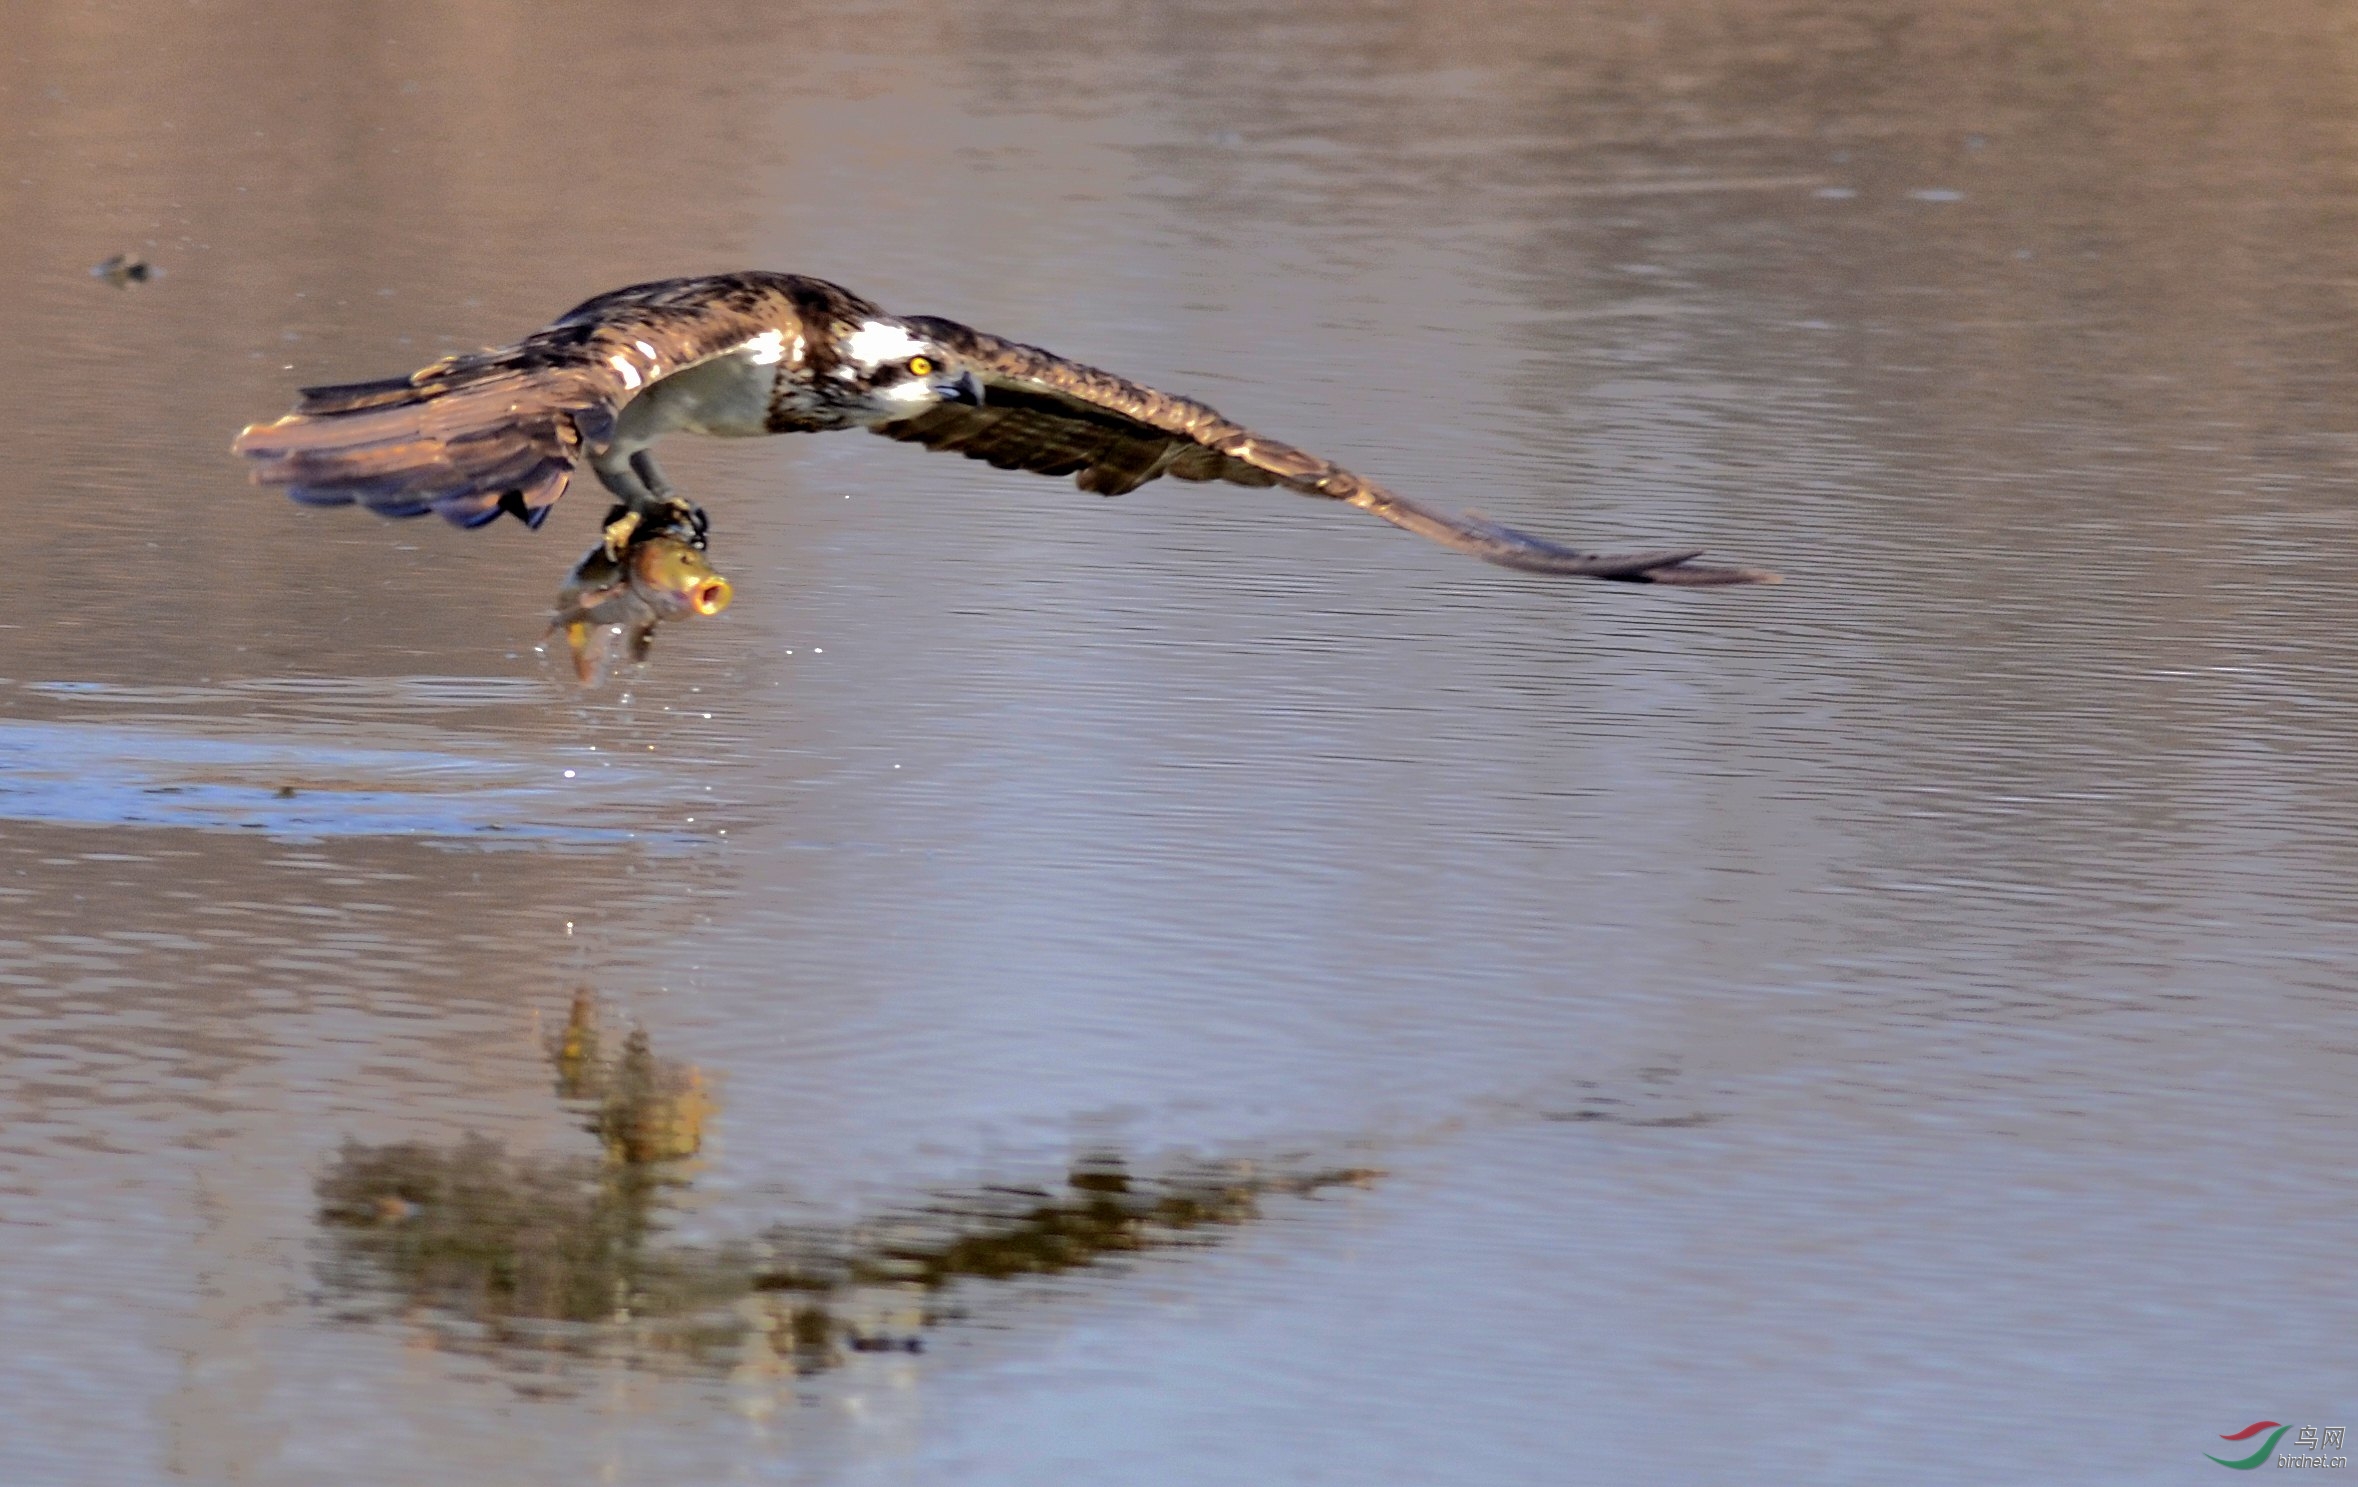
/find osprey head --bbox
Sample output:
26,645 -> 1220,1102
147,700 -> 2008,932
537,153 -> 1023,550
819,317 -> 983,425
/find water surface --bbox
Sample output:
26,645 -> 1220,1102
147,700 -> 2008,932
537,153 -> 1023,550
4,2 -> 2356,1482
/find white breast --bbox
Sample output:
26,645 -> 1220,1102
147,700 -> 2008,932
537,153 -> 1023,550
612,350 -> 780,441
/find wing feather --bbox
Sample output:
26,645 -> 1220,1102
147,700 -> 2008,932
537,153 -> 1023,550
233,273 -> 830,526
878,315 -> 1774,584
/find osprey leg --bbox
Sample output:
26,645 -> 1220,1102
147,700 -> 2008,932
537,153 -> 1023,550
592,448 -> 707,553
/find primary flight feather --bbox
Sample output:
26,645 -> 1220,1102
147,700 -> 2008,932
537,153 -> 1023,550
232,271 -> 1774,585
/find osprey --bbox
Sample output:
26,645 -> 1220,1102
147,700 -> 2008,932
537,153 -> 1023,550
233,272 -> 1773,585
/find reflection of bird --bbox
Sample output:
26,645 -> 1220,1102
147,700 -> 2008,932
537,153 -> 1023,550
234,272 -> 1771,584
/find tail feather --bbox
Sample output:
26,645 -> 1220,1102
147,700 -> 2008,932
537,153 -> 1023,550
235,352 -> 599,529
237,275 -> 803,529
297,374 -> 434,415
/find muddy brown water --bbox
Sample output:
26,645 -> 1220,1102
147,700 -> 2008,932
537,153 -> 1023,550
4,2 -> 2357,1482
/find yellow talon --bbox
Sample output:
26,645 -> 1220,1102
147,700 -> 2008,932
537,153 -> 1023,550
602,509 -> 643,557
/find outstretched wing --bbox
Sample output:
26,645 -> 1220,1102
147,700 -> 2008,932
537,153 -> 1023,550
876,316 -> 1775,585
232,274 -> 817,527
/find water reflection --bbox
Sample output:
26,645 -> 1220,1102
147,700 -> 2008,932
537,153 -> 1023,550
317,994 -> 1373,1380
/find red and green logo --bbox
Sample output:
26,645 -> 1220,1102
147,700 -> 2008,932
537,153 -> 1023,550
2209,1422 -> 2290,1470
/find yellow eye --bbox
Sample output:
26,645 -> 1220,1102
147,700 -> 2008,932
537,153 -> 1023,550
906,355 -> 934,377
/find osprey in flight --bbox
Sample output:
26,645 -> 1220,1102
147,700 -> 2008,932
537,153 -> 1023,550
234,272 -> 1773,585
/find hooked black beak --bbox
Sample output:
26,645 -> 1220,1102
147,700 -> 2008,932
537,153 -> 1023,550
940,369 -> 985,407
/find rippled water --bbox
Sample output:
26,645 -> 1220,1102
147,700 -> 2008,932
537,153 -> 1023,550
5,2 -> 2358,1482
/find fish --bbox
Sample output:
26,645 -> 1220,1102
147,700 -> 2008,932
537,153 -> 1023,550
547,526 -> 733,684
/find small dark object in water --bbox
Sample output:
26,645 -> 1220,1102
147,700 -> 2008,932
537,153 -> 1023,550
91,253 -> 154,287
847,1334 -> 922,1353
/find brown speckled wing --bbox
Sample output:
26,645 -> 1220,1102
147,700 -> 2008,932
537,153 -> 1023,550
879,316 -> 1776,585
234,273 -> 854,528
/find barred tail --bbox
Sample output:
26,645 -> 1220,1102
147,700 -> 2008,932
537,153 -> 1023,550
231,350 -> 615,529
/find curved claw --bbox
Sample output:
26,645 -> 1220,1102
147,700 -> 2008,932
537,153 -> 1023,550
664,499 -> 711,550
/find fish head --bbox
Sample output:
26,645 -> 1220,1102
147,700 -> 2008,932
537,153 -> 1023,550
626,536 -> 733,619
